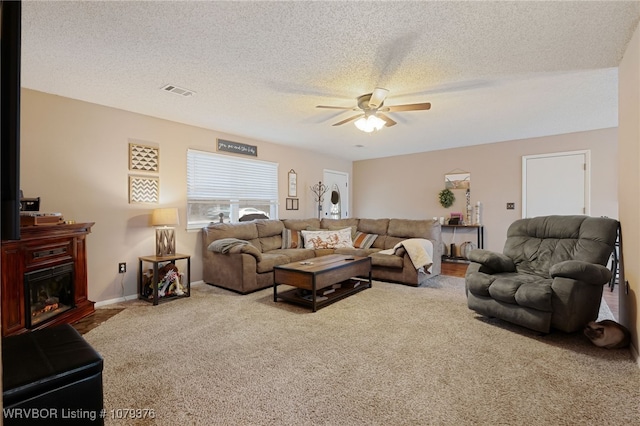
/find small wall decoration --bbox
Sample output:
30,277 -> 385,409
129,142 -> 159,172
445,171 -> 470,190
449,212 -> 463,225
217,139 -> 257,157
129,175 -> 159,204
288,169 -> 297,197
438,188 -> 455,208
286,198 -> 299,210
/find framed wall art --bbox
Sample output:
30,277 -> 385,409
129,175 -> 159,204
217,139 -> 257,157
445,171 -> 470,190
286,198 -> 299,210
129,142 -> 159,172
288,169 -> 297,197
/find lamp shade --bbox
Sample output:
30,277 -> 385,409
355,114 -> 386,132
151,208 -> 179,227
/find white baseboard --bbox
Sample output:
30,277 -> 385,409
94,281 -> 204,307
95,294 -> 138,307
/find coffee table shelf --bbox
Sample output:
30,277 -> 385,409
276,278 -> 370,311
274,254 -> 372,312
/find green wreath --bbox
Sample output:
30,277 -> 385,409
438,189 -> 455,208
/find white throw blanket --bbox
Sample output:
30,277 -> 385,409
393,238 -> 434,273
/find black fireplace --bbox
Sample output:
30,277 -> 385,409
24,263 -> 74,328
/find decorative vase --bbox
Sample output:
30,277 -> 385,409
465,189 -> 471,224
461,241 -> 477,259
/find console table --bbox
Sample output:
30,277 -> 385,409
441,224 -> 484,262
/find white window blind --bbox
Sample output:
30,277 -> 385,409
186,149 -> 278,227
187,149 -> 278,200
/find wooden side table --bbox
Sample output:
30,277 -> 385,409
138,254 -> 191,305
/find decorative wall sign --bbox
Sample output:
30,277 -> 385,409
445,172 -> 470,190
129,175 -> 159,204
286,198 -> 299,210
288,169 -> 297,197
129,142 -> 159,172
217,139 -> 257,157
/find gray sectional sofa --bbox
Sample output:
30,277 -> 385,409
202,217 -> 442,294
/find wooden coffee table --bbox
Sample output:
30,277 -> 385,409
273,254 -> 372,312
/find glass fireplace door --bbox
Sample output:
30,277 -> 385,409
24,263 -> 74,328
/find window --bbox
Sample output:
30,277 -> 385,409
187,149 -> 278,229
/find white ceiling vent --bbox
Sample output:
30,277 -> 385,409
161,84 -> 195,97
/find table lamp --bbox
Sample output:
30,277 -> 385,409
151,208 -> 179,257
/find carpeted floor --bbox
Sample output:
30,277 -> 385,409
84,277 -> 639,425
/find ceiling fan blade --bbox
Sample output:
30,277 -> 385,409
383,102 -> 431,112
368,87 -> 389,109
332,114 -> 363,126
377,113 -> 397,127
316,105 -> 354,110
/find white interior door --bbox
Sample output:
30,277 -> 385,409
522,150 -> 590,218
322,170 -> 349,218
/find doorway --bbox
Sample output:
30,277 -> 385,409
522,150 -> 590,218
322,170 -> 349,218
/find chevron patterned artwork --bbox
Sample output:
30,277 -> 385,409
129,142 -> 159,172
129,175 -> 159,204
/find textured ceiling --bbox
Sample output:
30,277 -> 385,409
20,1 -> 640,161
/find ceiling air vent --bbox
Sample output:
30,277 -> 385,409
161,84 -> 195,97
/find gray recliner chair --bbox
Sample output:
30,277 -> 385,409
465,215 -> 618,333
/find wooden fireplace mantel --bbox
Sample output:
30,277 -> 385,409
1,222 -> 95,336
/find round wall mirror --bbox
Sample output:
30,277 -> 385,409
330,186 -> 341,218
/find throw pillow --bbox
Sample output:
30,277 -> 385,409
306,225 -> 357,241
353,231 -> 378,249
301,228 -> 353,250
281,229 -> 303,249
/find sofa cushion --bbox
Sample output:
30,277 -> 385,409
369,252 -> 403,269
321,218 -> 359,229
268,248 -> 316,263
335,247 -> 380,257
358,219 -> 389,249
353,232 -> 378,249
358,218 -> 389,235
256,219 -> 284,237
504,216 -> 618,278
257,253 -> 291,273
466,271 -> 496,297
313,248 -> 336,257
307,224 -> 358,241
281,229 -> 303,249
282,218 -> 321,231
204,222 -> 258,241
207,238 -> 263,261
261,235 -> 282,253
321,219 -> 359,239
388,219 -> 437,239
301,228 -> 353,249
469,271 -> 553,312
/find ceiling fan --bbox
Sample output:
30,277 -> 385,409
316,88 -> 431,132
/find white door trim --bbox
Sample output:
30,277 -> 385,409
323,169 -> 349,218
521,150 -> 591,218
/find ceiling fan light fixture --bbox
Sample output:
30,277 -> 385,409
355,114 -> 385,132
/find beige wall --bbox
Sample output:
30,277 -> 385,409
618,22 -> 640,362
20,89 -> 351,303
353,128 -> 618,253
